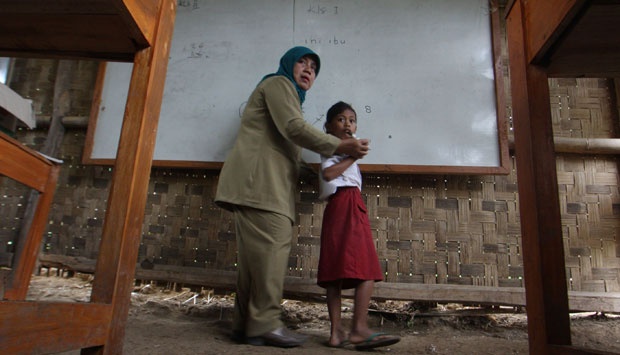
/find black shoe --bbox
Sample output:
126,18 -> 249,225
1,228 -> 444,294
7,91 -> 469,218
252,327 -> 307,348
231,330 -> 266,345
246,335 -> 266,346
230,330 -> 246,344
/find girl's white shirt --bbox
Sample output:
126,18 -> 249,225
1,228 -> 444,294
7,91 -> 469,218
318,154 -> 362,201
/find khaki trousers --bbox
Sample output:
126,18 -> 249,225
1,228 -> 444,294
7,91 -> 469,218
232,206 -> 293,337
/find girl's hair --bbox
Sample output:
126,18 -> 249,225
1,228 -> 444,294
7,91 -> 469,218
324,101 -> 356,131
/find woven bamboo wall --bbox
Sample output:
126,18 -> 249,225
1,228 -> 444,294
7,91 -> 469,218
551,78 -> 620,292
1,56 -> 619,294
295,172 -> 523,287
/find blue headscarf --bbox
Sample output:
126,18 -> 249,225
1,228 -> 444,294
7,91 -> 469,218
260,46 -> 321,105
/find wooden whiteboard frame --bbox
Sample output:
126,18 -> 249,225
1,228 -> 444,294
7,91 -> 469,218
83,1 -> 509,175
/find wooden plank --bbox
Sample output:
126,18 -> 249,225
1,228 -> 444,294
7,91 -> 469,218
86,1 -> 176,353
547,3 -> 620,77
372,283 -> 525,305
506,1 -> 572,354
0,0 -> 158,61
0,0 -> 125,14
38,254 -> 620,313
0,15 -> 137,60
0,301 -> 112,354
521,0 -> 585,63
567,291 -> 620,312
548,344 -> 618,355
0,131 -> 52,191
119,0 -> 159,47
518,0 -> 620,77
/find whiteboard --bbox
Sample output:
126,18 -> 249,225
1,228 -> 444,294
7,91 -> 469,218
86,0 -> 507,173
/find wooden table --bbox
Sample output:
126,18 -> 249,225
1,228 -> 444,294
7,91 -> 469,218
0,1 -> 176,353
506,1 -> 620,354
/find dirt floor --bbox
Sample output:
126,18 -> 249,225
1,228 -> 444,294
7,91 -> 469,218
25,273 -> 620,354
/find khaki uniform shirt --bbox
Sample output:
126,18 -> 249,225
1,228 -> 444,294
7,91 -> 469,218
215,76 -> 340,222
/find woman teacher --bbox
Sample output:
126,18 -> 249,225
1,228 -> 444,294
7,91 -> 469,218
215,46 -> 369,348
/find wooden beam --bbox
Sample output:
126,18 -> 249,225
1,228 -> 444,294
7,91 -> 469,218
506,1 -> 572,354
86,0 -> 176,353
37,254 -> 620,313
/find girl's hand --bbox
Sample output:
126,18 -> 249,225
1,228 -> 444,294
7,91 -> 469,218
336,137 -> 369,159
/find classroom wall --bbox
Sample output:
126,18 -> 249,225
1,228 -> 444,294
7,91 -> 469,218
1,4 -> 619,295
1,64 -> 618,294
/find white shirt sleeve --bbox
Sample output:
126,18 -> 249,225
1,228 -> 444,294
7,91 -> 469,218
318,154 -> 362,201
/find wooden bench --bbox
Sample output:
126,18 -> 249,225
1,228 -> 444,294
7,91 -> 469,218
0,131 -> 60,300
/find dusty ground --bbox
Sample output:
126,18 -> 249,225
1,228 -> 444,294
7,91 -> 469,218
26,273 -> 620,354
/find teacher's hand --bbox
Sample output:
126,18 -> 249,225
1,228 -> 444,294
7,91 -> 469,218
336,138 -> 370,159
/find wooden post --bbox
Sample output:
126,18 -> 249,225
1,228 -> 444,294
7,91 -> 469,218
506,1 -> 572,354
83,0 -> 176,353
614,79 -> 620,128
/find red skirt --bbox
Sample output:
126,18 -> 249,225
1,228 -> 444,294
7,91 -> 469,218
317,187 -> 383,289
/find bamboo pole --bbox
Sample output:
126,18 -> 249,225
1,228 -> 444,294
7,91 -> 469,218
554,137 -> 620,154
35,115 -> 89,128
509,136 -> 620,155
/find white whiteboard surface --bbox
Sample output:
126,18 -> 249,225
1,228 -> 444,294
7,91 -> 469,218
88,0 -> 505,172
